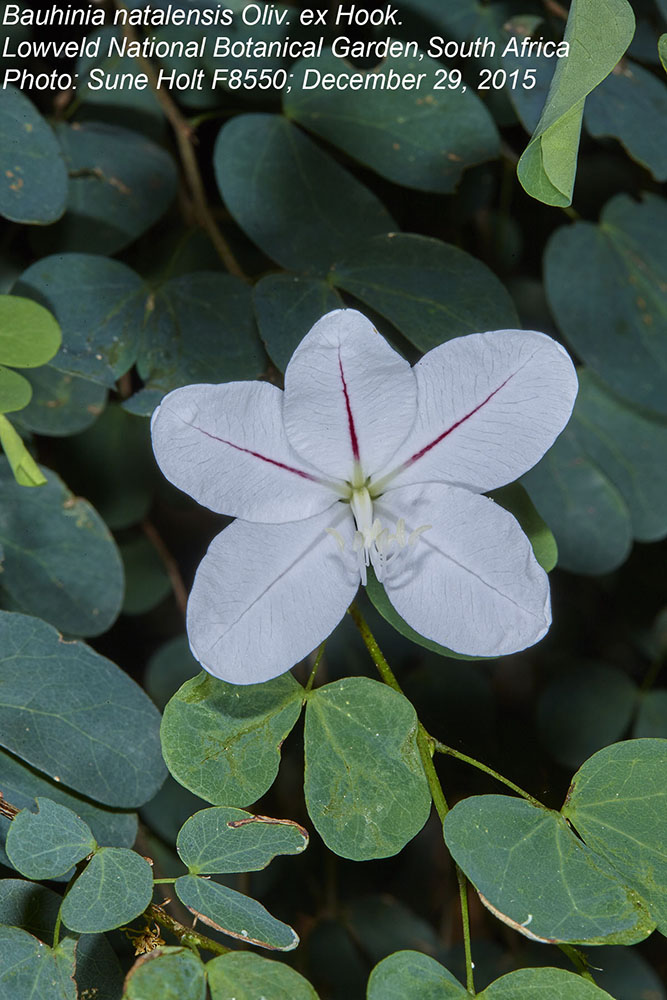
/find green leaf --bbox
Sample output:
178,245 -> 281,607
488,483 -> 558,572
0,461 -> 124,635
329,234 -> 519,352
48,122 -> 177,255
60,846 -> 153,933
285,50 -> 499,193
252,274 -> 344,372
584,61 -> 667,181
120,536 -> 171,615
15,253 -> 145,388
124,947 -> 207,1000
177,807 -> 308,875
366,568 -> 481,661
144,635 -> 198,713
0,878 -> 124,1000
544,193 -> 667,416
0,611 -> 166,808
443,795 -> 654,944
0,416 -> 45,487
481,967 -> 615,999
0,747 -> 138,873
367,951 -> 467,1000
522,427 -> 633,575
660,34 -> 667,73
214,113 -> 395,272
0,86 -> 68,224
0,295 -> 61,367
175,874 -> 299,951
207,951 -> 319,1000
304,677 -> 431,860
6,798 -> 96,881
133,272 -> 266,408
0,366 -> 32,414
161,672 -> 303,807
562,739 -> 667,933
12,366 -> 107,437
0,926 -> 76,1000
517,0 -> 635,205
570,370 -> 667,542
537,664 -> 638,769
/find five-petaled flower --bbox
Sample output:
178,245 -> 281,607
151,310 -> 578,684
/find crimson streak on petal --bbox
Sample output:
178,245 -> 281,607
338,351 -> 360,462
188,423 -> 319,481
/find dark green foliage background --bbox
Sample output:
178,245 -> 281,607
1,0 -> 666,997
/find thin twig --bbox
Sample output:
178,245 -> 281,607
146,903 -> 230,956
142,520 -> 188,618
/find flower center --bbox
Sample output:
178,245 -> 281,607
327,486 -> 431,586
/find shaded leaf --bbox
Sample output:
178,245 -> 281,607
482,967 -> 615,999
0,86 -> 67,224
0,461 -> 124,635
444,795 -> 654,944
285,50 -> 499,193
304,678 -> 431,860
253,274 -> 344,372
517,0 -> 635,205
214,113 -> 395,272
144,635 -> 198,713
177,806 -> 308,874
161,672 -> 303,807
60,847 -> 153,934
634,691 -> 667,739
124,947 -> 207,1000
0,611 -> 166,808
0,926 -> 76,1000
175,874 -> 299,951
330,233 -> 519,352
207,951 -> 319,1000
121,536 -> 171,615
367,950 -> 467,1000
12,366 -> 107,437
6,797 -> 96,880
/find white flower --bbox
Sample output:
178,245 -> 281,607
151,310 -> 578,684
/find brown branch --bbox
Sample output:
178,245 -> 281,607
142,520 -> 188,618
146,903 -> 230,956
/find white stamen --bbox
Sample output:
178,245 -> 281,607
326,527 -> 346,551
343,487 -> 431,583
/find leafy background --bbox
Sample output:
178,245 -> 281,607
1,0 -> 666,997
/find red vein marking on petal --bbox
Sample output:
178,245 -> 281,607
190,424 -> 318,480
338,350 -> 360,462
406,374 -> 514,467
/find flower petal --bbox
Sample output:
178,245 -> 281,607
151,382 -> 339,522
375,330 -> 578,493
378,483 -> 550,657
187,506 -> 360,684
283,309 -> 417,482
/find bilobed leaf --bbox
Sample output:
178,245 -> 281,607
12,366 -> 107,437
562,739 -> 667,933
443,795 -> 654,944
0,86 -> 68,224
537,664 -> 638,769
253,274 -> 344,372
6,798 -> 96,880
14,253 -> 145,388
0,365 -> 31,413
132,272 -> 266,411
517,0 -> 635,205
160,672 -> 303,806
175,874 -> 299,951
124,947 -> 207,1000
60,847 -> 153,933
0,747 -> 138,874
207,951 -> 320,1000
367,951 -> 467,1000
214,114 -> 395,272
304,677 -> 431,860
0,878 -> 124,1000
0,416 -> 46,486
0,460 -> 124,635
584,61 -> 667,181
330,234 -> 519,352
522,426 -> 633,575
285,50 -> 499,193
0,611 -> 166,808
176,807 -> 308,875
481,967 -> 615,999
545,193 -> 667,416
0,295 -> 61,367
49,121 -> 177,255
0,926 -> 76,1000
